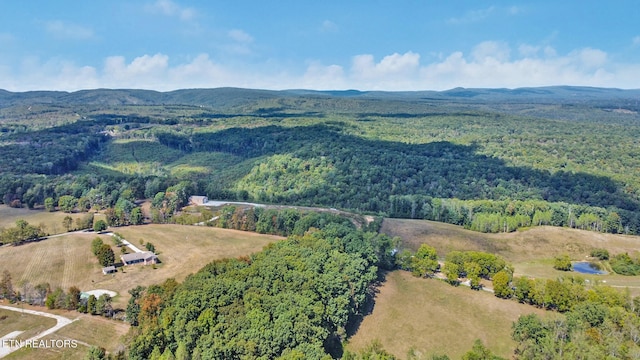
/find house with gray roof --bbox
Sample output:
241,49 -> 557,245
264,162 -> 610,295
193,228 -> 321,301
121,251 -> 158,266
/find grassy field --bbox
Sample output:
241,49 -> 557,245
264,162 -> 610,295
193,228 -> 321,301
346,270 -> 551,359
0,224 -> 282,308
382,218 -> 640,295
0,233 -> 99,293
87,138 -> 251,182
0,308 -> 57,339
53,314 -> 129,353
3,313 -> 131,360
1,303 -> 130,360
383,219 -> 640,261
0,205 -> 91,235
4,344 -> 84,360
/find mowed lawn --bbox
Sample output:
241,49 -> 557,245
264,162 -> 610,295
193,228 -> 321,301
382,218 -> 640,294
0,233 -> 99,293
0,224 -> 283,308
346,271 -> 551,359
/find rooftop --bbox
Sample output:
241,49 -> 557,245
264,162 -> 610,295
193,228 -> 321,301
121,251 -> 157,262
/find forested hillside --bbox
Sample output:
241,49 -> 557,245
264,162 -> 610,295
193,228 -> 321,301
126,216 -> 395,359
1,86 -> 640,233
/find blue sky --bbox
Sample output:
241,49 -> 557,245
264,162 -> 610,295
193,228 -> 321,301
1,1 -> 639,91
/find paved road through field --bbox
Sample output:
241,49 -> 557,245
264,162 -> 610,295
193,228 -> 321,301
0,304 -> 77,358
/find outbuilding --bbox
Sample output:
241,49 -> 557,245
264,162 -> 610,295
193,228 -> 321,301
189,196 -> 209,205
102,266 -> 117,275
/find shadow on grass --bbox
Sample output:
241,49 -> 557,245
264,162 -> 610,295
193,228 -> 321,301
324,270 -> 389,359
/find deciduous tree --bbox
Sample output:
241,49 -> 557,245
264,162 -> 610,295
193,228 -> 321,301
91,237 -> 104,256
67,286 -> 81,310
87,294 -> 97,315
44,197 -> 55,212
130,207 -> 144,225
0,270 -> 14,300
553,254 -> 572,271
96,244 -> 115,267
492,270 -> 512,299
62,216 -> 74,232
411,244 -> 439,278
93,219 -> 107,232
58,195 -> 77,213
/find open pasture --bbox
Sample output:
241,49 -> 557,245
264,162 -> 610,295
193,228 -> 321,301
101,224 -> 282,307
383,218 -> 640,294
346,270 -> 551,359
0,224 -> 282,308
0,233 -> 99,293
0,205 -> 89,235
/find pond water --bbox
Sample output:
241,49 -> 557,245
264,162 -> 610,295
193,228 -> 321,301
572,262 -> 606,275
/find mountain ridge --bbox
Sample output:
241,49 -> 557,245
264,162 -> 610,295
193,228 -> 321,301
1,86 -> 639,108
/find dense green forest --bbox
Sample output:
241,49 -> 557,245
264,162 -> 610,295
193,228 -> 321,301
126,212 -> 395,359
1,87 -> 640,234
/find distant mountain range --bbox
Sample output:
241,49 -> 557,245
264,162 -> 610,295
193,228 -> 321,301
1,86 -> 639,108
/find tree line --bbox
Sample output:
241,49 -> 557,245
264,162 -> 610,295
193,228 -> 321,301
0,269 -> 115,317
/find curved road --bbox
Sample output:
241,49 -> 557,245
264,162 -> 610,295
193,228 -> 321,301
0,304 -> 76,358
201,200 -> 371,228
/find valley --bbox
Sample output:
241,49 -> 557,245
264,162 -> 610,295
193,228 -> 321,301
2,86 -> 640,358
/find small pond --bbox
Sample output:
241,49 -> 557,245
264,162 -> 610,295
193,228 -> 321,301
572,261 -> 607,275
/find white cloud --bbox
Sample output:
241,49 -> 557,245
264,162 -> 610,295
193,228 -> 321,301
472,41 -> 511,63
571,48 -> 608,69
302,62 -> 345,89
448,6 -> 495,24
518,44 -> 540,57
633,36 -> 640,46
228,29 -> 253,43
102,54 -> 170,88
45,20 -> 94,40
320,20 -> 339,33
418,44 -> 616,90
1,42 -> 640,92
223,29 -> 255,55
5,57 -> 99,91
349,52 -> 421,90
352,52 -> 420,78
448,6 -> 523,25
508,6 -> 523,15
168,54 -> 232,88
145,0 -> 196,21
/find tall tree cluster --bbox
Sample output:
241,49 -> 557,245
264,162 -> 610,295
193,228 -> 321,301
127,216 -> 395,359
